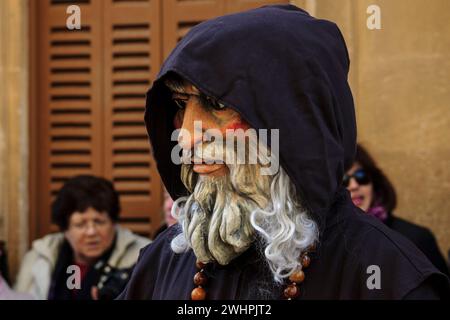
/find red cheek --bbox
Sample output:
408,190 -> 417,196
225,120 -> 251,131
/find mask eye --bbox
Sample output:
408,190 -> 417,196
210,100 -> 226,111
173,98 -> 187,110
203,96 -> 226,111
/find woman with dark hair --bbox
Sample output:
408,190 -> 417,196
345,144 -> 449,275
14,175 -> 150,299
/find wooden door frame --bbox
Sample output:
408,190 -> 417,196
28,0 -> 40,245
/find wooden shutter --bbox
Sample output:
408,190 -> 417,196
36,0 -> 104,236
225,0 -> 288,14
102,0 -> 162,236
34,0 -> 161,239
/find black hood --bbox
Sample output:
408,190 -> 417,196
145,4 -> 356,230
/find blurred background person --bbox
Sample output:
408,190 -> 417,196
345,144 -> 449,275
0,275 -> 33,300
14,175 -> 151,300
0,242 -> 32,299
153,189 -> 177,239
0,241 -> 10,286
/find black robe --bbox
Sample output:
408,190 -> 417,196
118,4 -> 450,299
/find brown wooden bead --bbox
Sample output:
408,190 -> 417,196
289,270 -> 305,283
191,287 -> 206,300
196,261 -> 207,270
283,284 -> 300,299
301,255 -> 311,268
194,272 -> 208,286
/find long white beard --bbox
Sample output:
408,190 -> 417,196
171,143 -> 318,283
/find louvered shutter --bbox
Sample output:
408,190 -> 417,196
225,0 -> 288,14
102,0 -> 162,236
36,0 -> 104,236
35,0 -> 161,238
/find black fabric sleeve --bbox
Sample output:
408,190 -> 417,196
403,279 -> 440,300
403,274 -> 450,300
419,231 -> 450,276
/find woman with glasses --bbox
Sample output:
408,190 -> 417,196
14,175 -> 151,299
345,144 -> 449,275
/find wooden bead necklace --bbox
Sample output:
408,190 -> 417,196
191,247 -> 314,300
191,260 -> 208,300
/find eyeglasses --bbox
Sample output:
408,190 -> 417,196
69,219 -> 111,233
342,168 -> 371,187
172,92 -> 226,111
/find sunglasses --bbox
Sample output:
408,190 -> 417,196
342,168 -> 371,187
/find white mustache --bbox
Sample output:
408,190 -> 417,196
181,141 -> 228,164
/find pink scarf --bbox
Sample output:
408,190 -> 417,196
367,203 -> 388,222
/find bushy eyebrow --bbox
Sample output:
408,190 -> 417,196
172,92 -> 191,98
164,76 -> 186,93
164,76 -> 200,96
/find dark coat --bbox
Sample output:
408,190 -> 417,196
385,215 -> 449,276
118,4 -> 450,299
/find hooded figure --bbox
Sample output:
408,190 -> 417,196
117,5 -> 450,299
